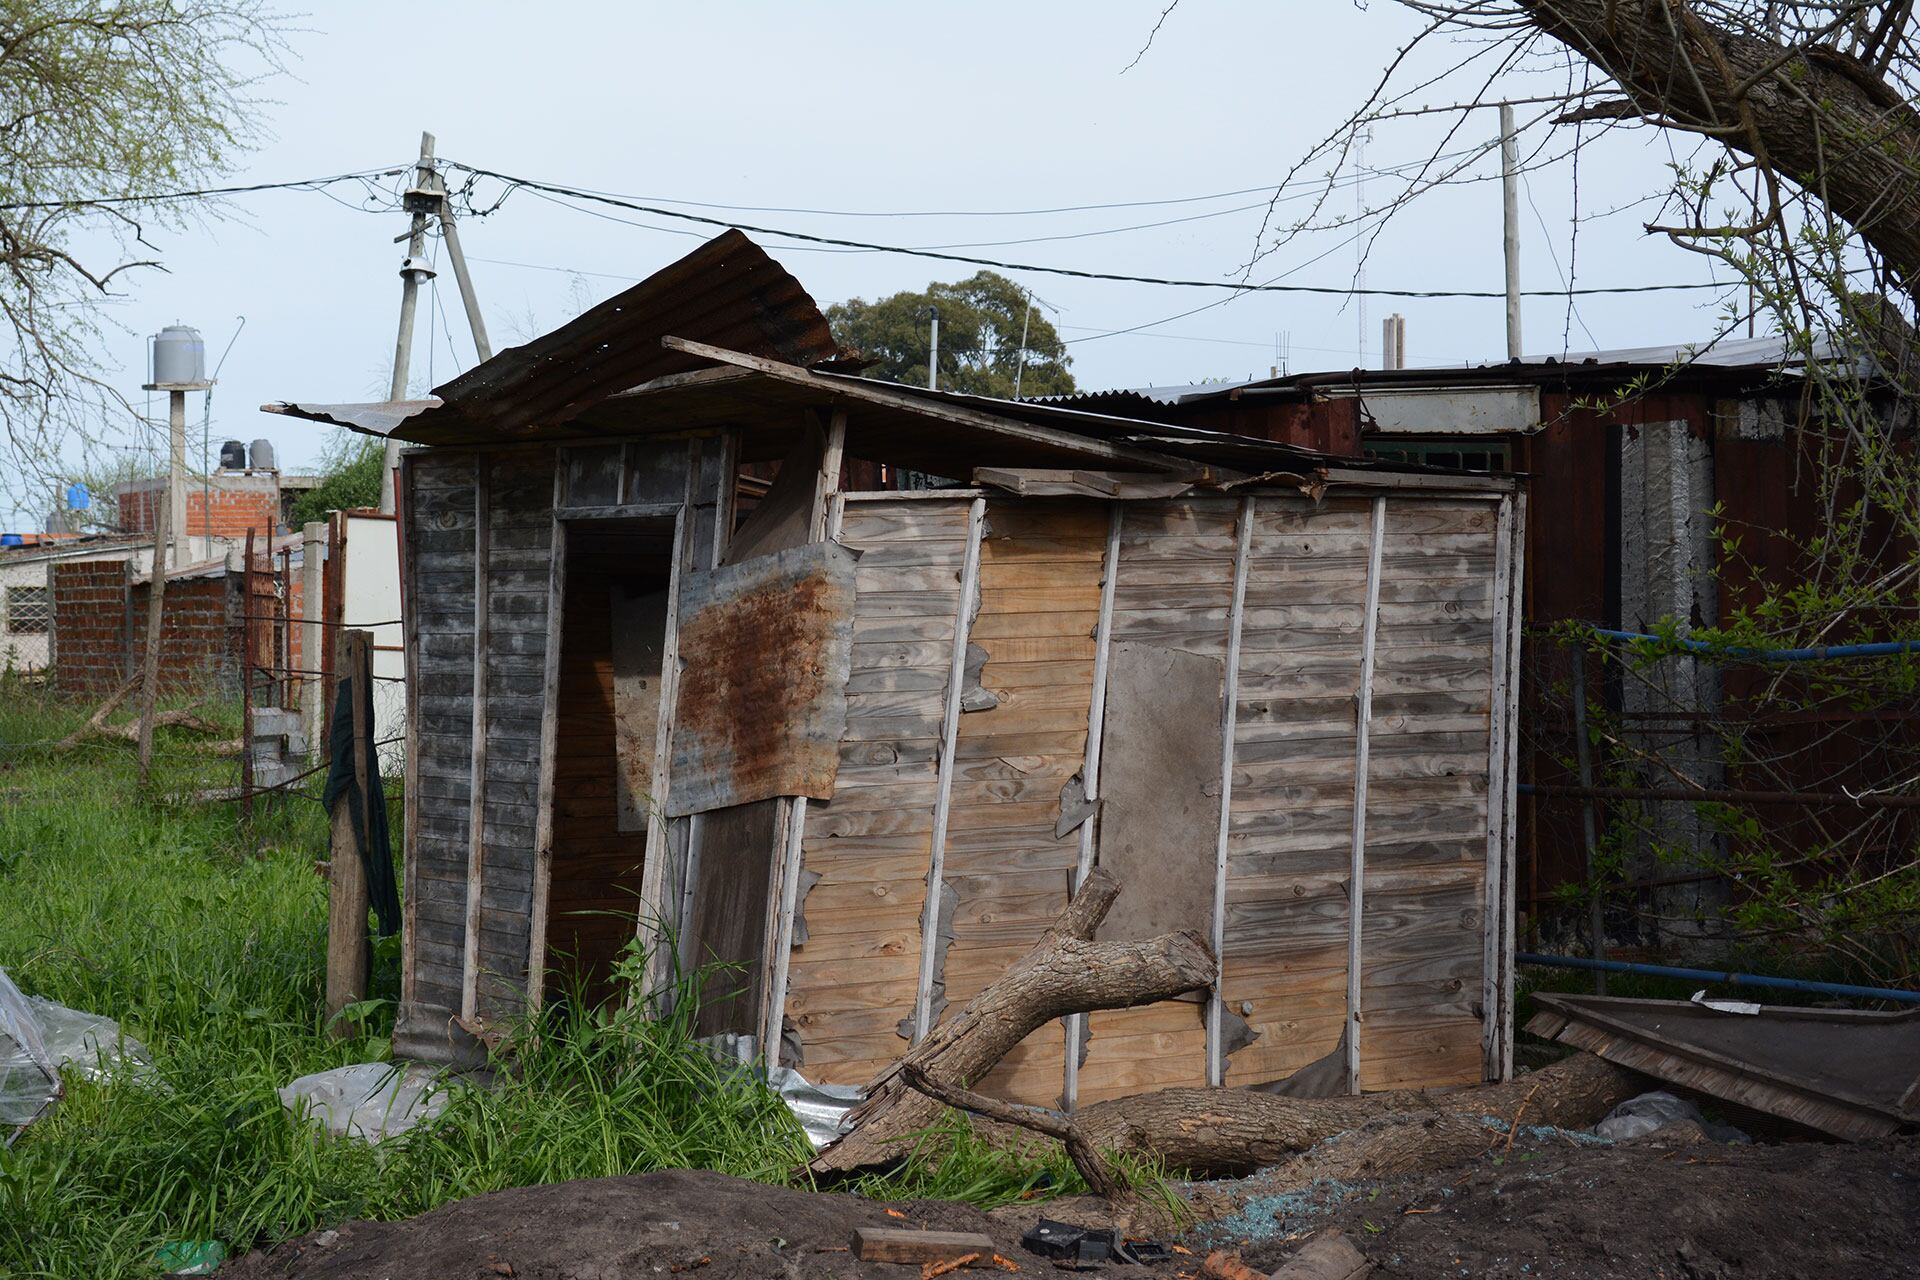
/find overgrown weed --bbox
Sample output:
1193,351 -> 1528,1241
0,688 -> 1127,1278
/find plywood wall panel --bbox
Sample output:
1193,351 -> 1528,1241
788,497 -> 973,1085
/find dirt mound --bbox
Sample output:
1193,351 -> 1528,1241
1231,1133 -> 1920,1279
228,1136 -> 1920,1280
222,1168 -> 1101,1280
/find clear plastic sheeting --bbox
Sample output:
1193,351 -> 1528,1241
277,1062 -> 450,1142
1,968 -> 58,1135
1595,1090 -> 1703,1141
768,1066 -> 863,1150
2,967 -> 154,1139
30,995 -> 154,1085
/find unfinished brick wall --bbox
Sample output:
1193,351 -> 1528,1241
118,480 -> 281,544
49,560 -> 131,694
51,553 -> 310,698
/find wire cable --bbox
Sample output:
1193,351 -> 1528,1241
445,160 -> 1732,300
0,166 -> 411,212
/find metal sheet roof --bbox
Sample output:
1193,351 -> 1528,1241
268,229 -> 840,444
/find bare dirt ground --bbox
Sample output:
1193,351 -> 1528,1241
227,1132 -> 1920,1280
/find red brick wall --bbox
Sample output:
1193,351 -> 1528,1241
127,575 -> 238,696
49,560 -> 131,695
52,551 -> 313,697
120,485 -> 280,542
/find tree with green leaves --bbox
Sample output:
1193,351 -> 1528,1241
827,271 -> 1075,399
287,431 -> 384,527
0,1 -> 288,513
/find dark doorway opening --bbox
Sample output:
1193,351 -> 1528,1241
545,519 -> 675,1007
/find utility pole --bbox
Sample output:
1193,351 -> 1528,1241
1500,103 -> 1523,361
379,132 -> 495,513
1011,290 -> 1034,401
926,306 -> 940,391
380,133 -> 439,515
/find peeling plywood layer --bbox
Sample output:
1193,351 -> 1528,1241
1078,498 -> 1241,1103
666,541 -> 857,816
788,498 -> 974,1085
1095,641 -> 1223,943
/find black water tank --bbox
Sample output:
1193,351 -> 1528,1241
219,439 -> 246,470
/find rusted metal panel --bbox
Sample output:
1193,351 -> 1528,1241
1529,993 -> 1920,1141
665,541 -> 855,816
269,229 -> 841,444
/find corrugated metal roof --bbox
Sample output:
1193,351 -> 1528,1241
269,229 -> 841,444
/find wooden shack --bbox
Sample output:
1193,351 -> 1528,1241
271,231 -> 1526,1104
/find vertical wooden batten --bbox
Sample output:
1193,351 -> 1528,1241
1063,501 -> 1123,1110
1344,495 -> 1388,1094
634,442 -> 699,999
762,796 -> 806,1064
523,456 -> 568,1013
762,411 -> 845,1067
459,456 -> 493,1024
1497,494 -> 1526,1080
913,496 -> 987,1042
1481,493 -> 1514,1079
1206,496 -> 1256,1087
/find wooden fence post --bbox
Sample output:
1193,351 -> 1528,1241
325,628 -> 373,1036
134,483 -> 173,788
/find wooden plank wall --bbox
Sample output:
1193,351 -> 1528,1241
405,450 -> 482,1023
1077,498 -> 1242,1104
402,446 -> 557,1026
943,502 -> 1106,1106
473,449 -> 556,1017
1220,496 -> 1374,1089
1359,499 -> 1499,1089
787,498 -> 973,1083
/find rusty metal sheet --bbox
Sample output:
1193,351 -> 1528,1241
1528,993 -> 1920,1141
665,541 -> 855,816
268,230 -> 840,445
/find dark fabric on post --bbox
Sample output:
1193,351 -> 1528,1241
323,676 -> 402,937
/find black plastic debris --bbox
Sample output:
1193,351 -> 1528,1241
1021,1219 -> 1169,1268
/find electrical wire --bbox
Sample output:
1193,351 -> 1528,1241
444,159 -> 1733,300
0,166 -> 411,211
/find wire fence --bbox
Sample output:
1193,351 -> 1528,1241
1517,624 -> 1920,988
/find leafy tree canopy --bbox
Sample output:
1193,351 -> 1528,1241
288,433 -> 384,527
827,271 -> 1075,399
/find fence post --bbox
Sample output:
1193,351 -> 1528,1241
134,483 -> 173,788
301,521 -> 325,763
1569,643 -> 1608,994
324,628 -> 373,1037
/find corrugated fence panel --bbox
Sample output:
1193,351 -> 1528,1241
1360,499 -> 1497,1090
1078,498 -> 1242,1103
943,500 -> 1105,1106
1221,495 -> 1374,1089
788,498 -> 973,1085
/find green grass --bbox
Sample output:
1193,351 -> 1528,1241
0,684 -> 1098,1278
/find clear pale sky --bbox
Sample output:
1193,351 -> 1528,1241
10,0 -> 1742,528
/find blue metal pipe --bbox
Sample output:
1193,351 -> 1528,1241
1516,952 -> 1920,1005
1591,628 -> 1920,663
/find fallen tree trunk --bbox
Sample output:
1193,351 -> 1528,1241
1070,1051 -> 1642,1178
809,868 -> 1215,1175
907,1048 -> 1642,1189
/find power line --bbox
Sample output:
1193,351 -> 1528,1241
0,166 -> 410,212
445,160 -> 1732,300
